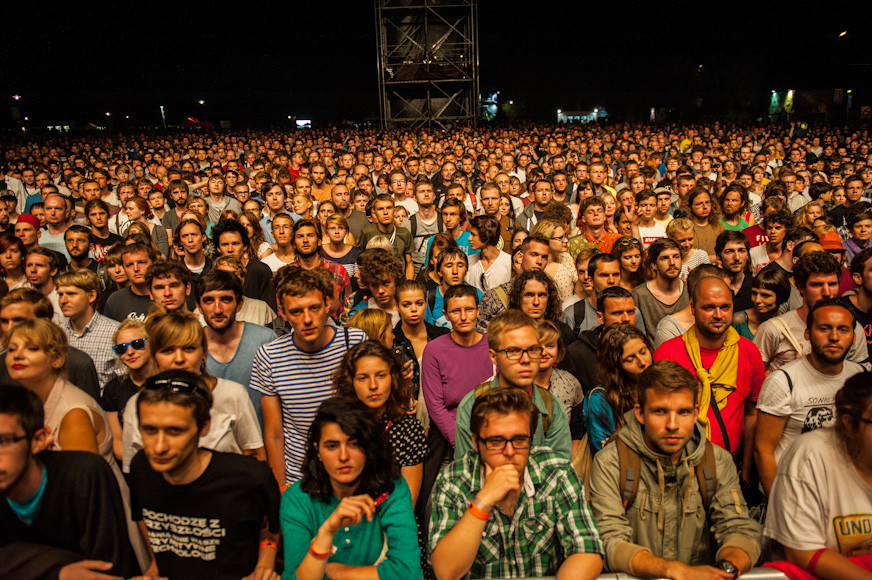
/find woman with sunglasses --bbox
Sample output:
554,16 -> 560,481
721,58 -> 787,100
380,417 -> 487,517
102,319 -> 155,461
121,308 -> 264,472
282,397 -> 422,580
610,236 -> 646,291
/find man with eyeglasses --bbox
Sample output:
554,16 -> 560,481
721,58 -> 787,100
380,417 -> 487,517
430,385 -> 603,580
455,310 -> 571,460
388,169 -> 418,216
0,385 -> 138,578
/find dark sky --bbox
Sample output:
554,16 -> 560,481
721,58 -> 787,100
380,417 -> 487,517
2,1 -> 868,127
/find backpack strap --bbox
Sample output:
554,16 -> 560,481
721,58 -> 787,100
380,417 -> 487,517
344,326 -> 350,349
427,287 -> 438,316
409,214 -> 418,238
772,316 -> 804,359
494,285 -> 509,310
572,299 -> 587,336
534,384 -> 554,435
695,439 -> 718,511
616,438 -> 641,511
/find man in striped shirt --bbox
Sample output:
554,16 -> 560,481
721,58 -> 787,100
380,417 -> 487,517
251,268 -> 365,488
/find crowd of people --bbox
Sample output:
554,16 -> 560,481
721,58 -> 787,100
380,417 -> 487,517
0,120 -> 871,579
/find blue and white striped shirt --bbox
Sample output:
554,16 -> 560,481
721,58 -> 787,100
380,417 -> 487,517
250,326 -> 366,482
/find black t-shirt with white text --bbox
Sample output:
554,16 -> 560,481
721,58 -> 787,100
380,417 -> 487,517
129,450 -> 280,580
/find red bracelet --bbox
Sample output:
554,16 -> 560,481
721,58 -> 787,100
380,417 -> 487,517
280,483 -> 290,493
468,501 -> 491,521
806,548 -> 827,574
309,542 -> 333,560
259,539 -> 278,551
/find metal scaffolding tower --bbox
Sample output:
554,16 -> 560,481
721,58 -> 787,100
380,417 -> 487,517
375,0 -> 479,128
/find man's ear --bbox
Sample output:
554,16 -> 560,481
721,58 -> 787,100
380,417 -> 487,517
185,283 -> 191,297
634,404 -> 644,427
596,310 -> 604,326
199,419 -> 212,439
488,349 -> 497,367
30,426 -> 51,454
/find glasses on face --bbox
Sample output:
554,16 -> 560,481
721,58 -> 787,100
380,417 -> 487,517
447,307 -> 477,318
391,179 -> 406,184
493,345 -> 544,360
112,337 -> 148,356
619,238 -> 641,247
0,434 -> 27,450
478,435 -> 532,451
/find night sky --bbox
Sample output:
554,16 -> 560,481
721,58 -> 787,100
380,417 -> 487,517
2,1 -> 869,128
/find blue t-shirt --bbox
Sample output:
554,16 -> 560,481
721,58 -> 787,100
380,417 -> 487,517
7,465 -> 47,525
206,322 -> 278,429
424,285 -> 483,329
423,230 -> 480,262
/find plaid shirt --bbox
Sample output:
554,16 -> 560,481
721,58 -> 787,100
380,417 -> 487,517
62,311 -> 121,393
430,447 -> 603,579
568,230 -> 621,258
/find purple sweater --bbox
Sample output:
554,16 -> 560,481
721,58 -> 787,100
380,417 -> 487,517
421,333 -> 494,446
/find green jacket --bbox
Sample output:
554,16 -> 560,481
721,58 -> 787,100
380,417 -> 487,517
454,378 -> 572,460
589,411 -> 762,573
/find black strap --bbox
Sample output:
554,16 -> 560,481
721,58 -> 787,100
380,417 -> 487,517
343,326 -> 350,348
779,368 -> 794,393
572,299 -> 587,336
709,383 -> 731,451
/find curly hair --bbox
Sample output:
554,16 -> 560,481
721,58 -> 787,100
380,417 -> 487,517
596,323 -> 652,428
793,250 -> 841,290
358,248 -> 403,288
300,397 -> 399,503
508,270 -> 561,322
333,340 -> 413,422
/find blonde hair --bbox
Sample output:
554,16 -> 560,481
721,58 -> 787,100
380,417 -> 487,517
530,219 -> 564,241
365,235 -> 393,252
666,217 -> 694,237
56,268 -> 100,295
8,319 -> 67,369
113,318 -> 147,343
348,308 -> 392,343
145,307 -> 206,358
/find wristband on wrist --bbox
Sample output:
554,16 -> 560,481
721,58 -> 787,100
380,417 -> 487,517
806,548 -> 827,574
280,483 -> 290,493
259,539 -> 278,551
309,541 -> 334,560
468,500 -> 491,521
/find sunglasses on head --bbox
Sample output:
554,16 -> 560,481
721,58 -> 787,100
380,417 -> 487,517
112,337 -> 148,356
145,377 -> 200,395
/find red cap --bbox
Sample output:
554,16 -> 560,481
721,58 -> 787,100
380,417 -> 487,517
16,214 -> 40,229
818,232 -> 844,252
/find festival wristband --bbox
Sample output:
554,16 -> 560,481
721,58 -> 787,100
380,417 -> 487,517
259,540 -> 278,551
280,483 -> 290,493
309,541 -> 335,560
468,501 -> 491,521
806,548 -> 827,574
